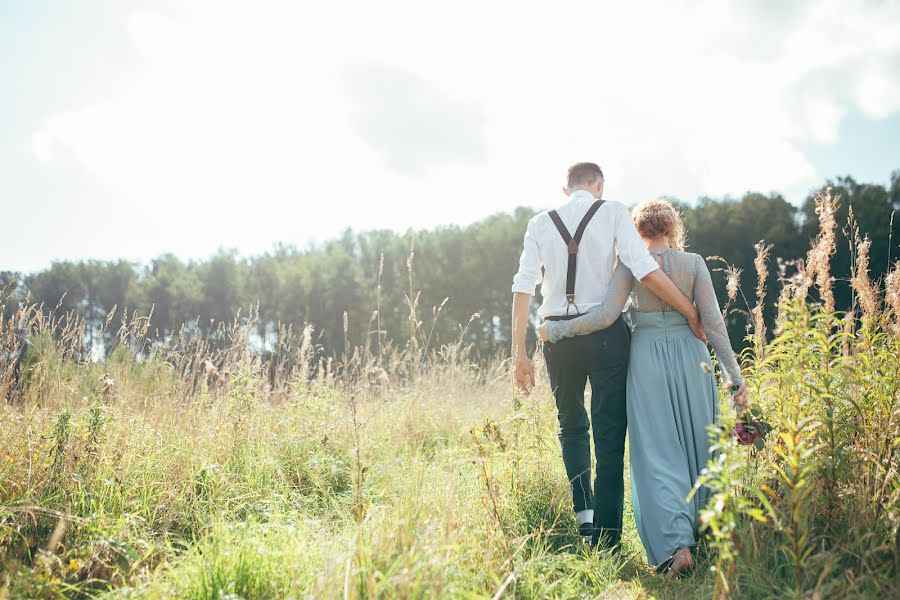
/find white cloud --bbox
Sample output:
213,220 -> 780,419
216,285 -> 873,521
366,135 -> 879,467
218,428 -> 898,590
28,0 -> 900,260
856,67 -> 900,120
30,130 -> 55,163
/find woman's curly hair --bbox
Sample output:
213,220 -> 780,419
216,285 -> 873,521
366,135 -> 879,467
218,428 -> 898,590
631,199 -> 687,250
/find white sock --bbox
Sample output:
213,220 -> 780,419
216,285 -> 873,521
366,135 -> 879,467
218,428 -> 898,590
576,510 -> 594,526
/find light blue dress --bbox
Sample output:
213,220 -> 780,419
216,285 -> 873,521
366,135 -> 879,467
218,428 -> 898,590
544,250 -> 744,566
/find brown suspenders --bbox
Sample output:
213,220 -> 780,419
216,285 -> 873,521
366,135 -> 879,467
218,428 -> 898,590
547,199 -> 605,316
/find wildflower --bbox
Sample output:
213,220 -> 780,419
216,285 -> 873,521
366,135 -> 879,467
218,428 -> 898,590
734,423 -> 756,445
734,407 -> 771,449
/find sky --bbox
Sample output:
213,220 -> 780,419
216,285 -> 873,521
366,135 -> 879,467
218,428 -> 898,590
2,0 -> 899,273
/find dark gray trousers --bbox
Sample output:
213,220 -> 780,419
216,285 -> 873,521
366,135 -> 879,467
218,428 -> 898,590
543,315 -> 630,548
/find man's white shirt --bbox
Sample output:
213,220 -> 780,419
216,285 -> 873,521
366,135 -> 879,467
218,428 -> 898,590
511,190 -> 660,319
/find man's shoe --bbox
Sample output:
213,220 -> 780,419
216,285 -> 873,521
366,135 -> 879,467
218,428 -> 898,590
578,522 -> 594,543
592,528 -> 622,551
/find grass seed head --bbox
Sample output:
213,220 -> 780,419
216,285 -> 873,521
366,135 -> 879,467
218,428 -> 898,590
851,236 -> 880,323
812,189 -> 838,313
886,261 -> 900,334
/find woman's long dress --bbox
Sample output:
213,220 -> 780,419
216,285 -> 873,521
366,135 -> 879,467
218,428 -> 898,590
544,250 -> 744,566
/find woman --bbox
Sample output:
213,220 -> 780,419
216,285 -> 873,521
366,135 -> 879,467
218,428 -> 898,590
538,199 -> 748,576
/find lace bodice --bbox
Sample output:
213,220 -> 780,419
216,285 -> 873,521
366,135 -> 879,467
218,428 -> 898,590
544,250 -> 743,385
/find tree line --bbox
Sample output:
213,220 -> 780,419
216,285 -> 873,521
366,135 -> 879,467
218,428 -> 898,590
2,173 -> 898,360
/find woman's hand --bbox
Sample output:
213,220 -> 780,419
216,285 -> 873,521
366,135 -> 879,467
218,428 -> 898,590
732,384 -> 749,411
537,322 -> 550,342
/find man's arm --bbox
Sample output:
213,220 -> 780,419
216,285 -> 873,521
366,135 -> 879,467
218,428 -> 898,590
640,270 -> 707,343
512,292 -> 535,394
510,217 -> 542,394
610,203 -> 706,342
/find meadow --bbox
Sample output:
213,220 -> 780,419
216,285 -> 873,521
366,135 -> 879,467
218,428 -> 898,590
1,191 -> 898,599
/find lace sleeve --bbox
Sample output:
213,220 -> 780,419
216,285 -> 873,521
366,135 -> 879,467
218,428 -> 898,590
545,262 -> 633,343
693,255 -> 744,385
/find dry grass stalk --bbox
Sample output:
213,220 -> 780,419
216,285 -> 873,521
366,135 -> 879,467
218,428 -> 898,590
724,265 -> 742,317
851,235 -> 880,325
885,261 -> 900,335
794,259 -> 814,303
841,310 -> 855,357
752,242 -> 773,351
774,258 -> 800,332
806,189 -> 839,312
405,236 -> 420,358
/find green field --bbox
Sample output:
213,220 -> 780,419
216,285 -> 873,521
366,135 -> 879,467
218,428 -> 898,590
2,192 -> 897,599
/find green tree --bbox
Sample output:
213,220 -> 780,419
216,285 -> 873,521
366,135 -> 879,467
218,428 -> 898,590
681,191 -> 806,345
133,254 -> 202,340
11,171 -> 899,361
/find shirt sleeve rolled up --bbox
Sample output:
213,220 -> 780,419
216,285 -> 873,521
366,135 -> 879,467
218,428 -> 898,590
511,216 -> 543,295
611,203 -> 659,280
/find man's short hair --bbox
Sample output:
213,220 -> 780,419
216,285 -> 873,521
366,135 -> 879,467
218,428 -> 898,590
567,162 -> 604,188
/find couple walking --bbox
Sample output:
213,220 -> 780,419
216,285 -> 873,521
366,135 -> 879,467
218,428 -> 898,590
510,162 -> 748,576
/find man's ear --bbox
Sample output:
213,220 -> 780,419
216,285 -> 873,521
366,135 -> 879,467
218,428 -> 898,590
563,186 -> 571,196
596,180 -> 605,199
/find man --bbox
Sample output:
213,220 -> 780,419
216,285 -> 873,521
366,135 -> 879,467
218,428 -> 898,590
510,162 -> 706,549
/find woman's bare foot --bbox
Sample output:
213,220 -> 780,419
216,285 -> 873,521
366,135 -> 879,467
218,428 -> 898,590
666,546 -> 694,577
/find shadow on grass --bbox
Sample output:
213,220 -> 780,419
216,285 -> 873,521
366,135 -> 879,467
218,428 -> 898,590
517,520 -> 717,600
616,547 -> 716,600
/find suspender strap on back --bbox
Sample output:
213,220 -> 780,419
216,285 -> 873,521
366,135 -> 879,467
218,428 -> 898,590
548,199 -> 605,311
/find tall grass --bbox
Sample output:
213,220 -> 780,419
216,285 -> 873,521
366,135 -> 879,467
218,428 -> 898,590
698,190 -> 898,598
1,189 -> 898,598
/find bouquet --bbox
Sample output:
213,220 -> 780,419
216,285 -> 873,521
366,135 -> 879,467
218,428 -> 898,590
733,404 -> 771,450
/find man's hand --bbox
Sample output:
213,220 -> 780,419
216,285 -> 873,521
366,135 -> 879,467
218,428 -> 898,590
687,308 -> 708,344
513,353 -> 535,395
511,292 -> 534,394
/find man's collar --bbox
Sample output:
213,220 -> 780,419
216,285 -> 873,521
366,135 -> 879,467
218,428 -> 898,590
568,189 -> 597,203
